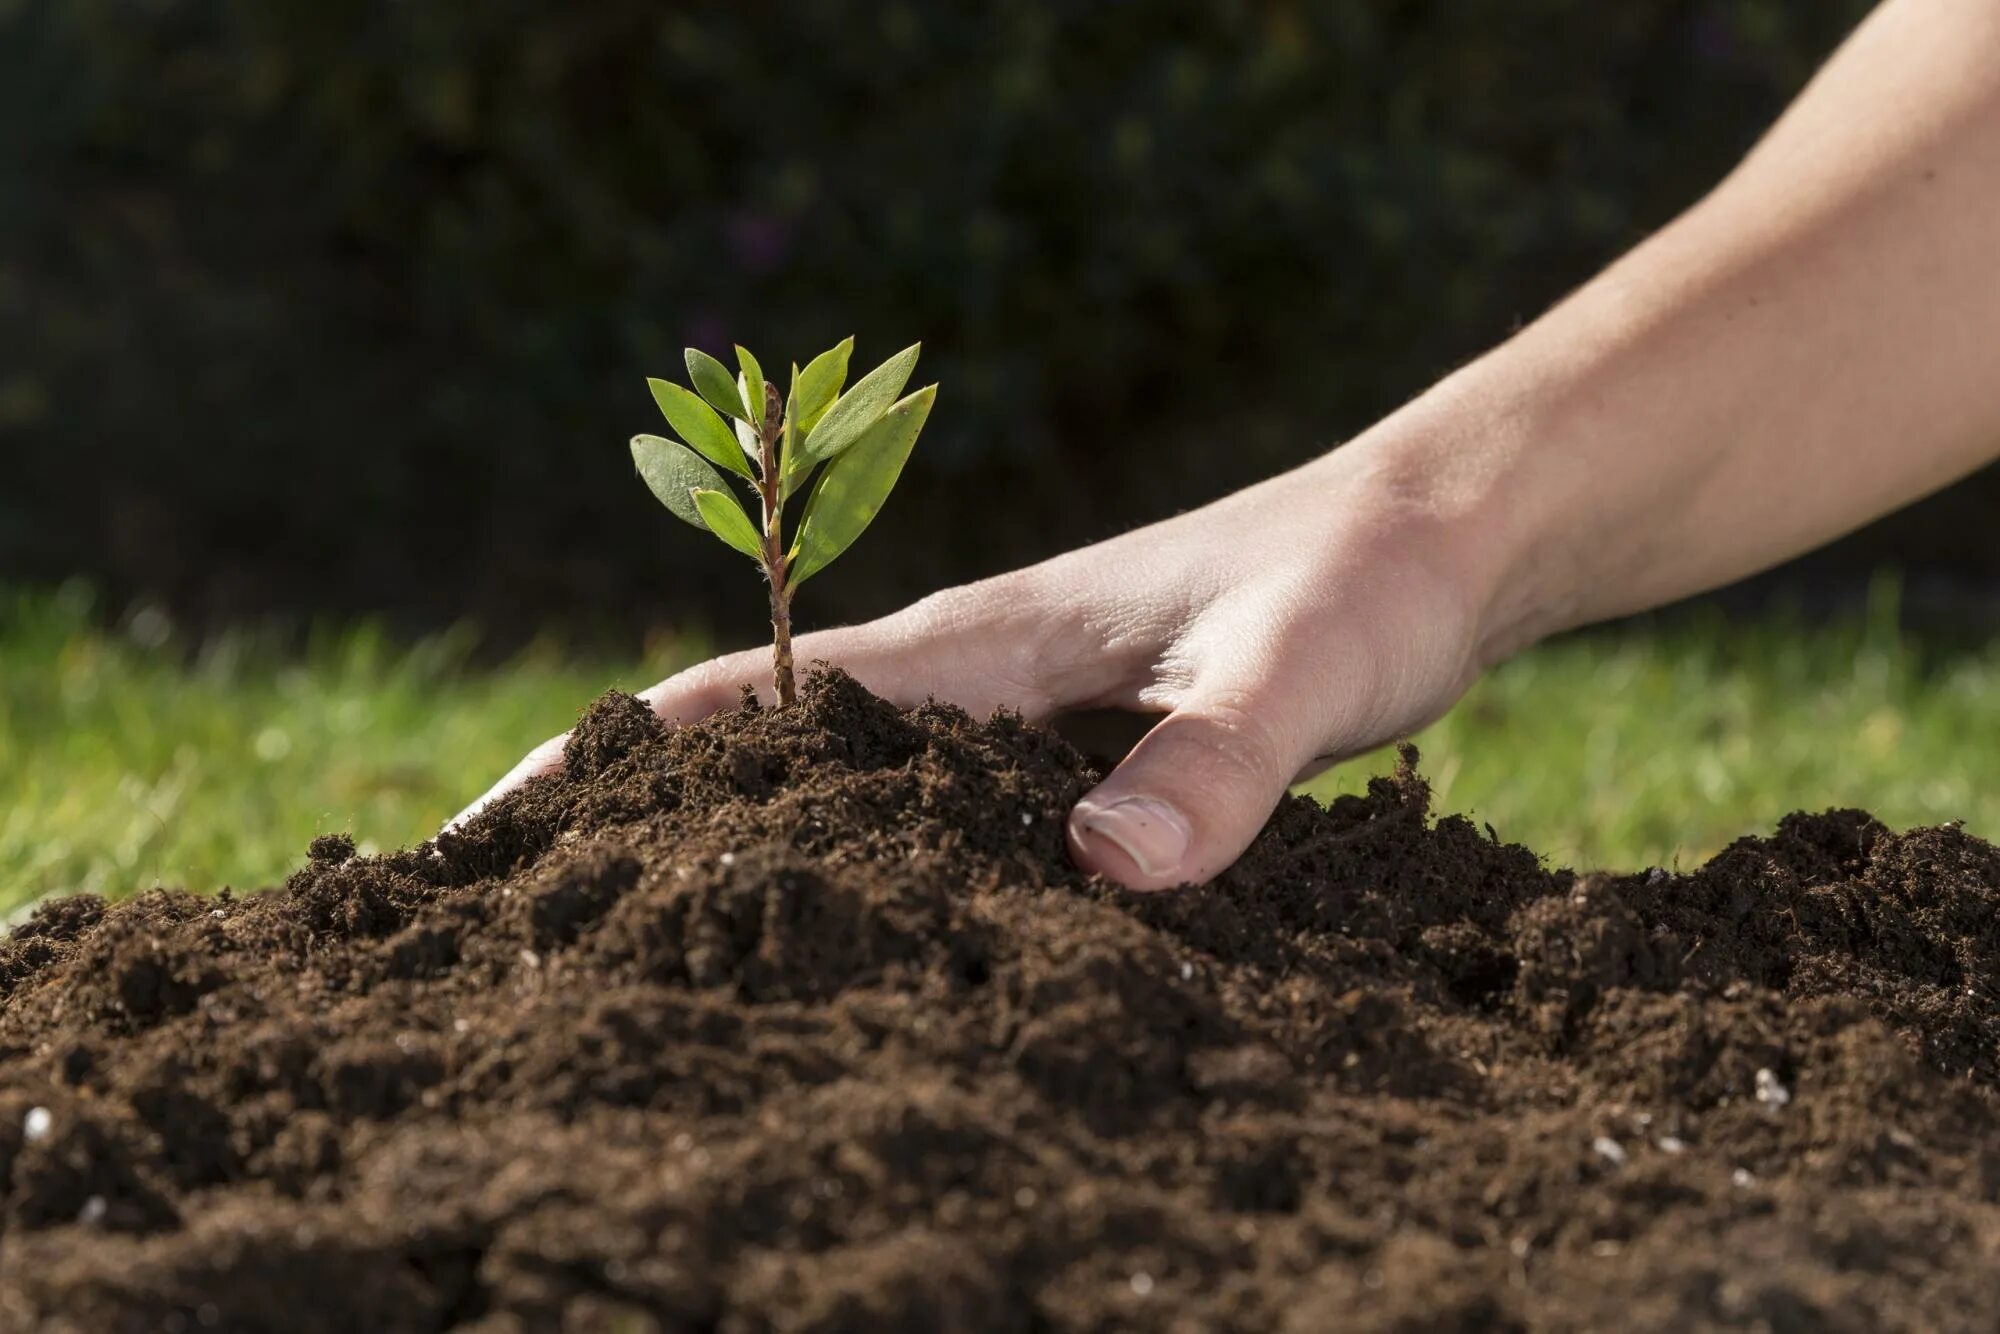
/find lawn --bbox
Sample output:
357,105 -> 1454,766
6,580 -> 1997,916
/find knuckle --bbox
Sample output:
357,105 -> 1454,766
887,573 -> 1072,717
899,574 -> 1032,650
1164,692 -> 1295,791
901,573 -> 1026,637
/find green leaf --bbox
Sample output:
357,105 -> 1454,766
793,337 -> 853,439
734,406 -> 761,470
736,345 -> 766,430
781,340 -> 855,495
781,361 -> 803,476
630,434 -> 729,532
788,384 -> 935,586
685,349 -> 751,421
649,378 -> 754,478
789,342 -> 919,475
692,488 -> 766,561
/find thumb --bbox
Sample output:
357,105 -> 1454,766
1067,690 -> 1309,891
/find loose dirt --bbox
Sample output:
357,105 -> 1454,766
1,669 -> 1996,1331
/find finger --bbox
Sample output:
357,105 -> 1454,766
445,730 -> 569,830
450,620 -> 953,829
639,585 -> 1077,725
454,577 -> 1103,828
450,615 -> 995,831
1066,685 -> 1312,892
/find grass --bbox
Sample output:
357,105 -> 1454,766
1305,577 -> 2000,869
6,579 -> 1999,916
0,584 -> 703,915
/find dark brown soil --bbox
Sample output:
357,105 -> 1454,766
2,669 -> 1998,1332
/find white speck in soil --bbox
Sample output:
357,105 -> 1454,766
1658,1136 -> 1688,1154
719,852 -> 736,867
518,949 -> 542,970
78,1195 -> 106,1226
1129,1272 -> 1154,1297
452,1018 -> 470,1034
1509,1237 -> 1531,1259
1179,962 -> 1194,981
22,1106 -> 52,1143
1732,1167 -> 1755,1188
1647,867 -> 1668,886
1592,1136 -> 1628,1166
1754,1067 -> 1791,1107
209,908 -> 225,919
1021,812 -> 1034,825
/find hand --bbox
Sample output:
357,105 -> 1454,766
453,427 -> 1506,890
461,0 -> 2000,888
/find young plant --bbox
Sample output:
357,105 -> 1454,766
629,339 -> 936,707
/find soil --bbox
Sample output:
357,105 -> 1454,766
1,668 -> 1998,1332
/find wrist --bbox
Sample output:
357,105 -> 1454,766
1326,264 -> 1712,669
1313,362 -> 1566,672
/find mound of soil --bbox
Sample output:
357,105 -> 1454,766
2,669 -> 1998,1331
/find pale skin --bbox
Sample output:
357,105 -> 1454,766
458,0 -> 2000,889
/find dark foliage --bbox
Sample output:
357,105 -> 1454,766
5,1 -> 1892,639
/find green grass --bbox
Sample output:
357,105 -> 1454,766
1307,580 -> 2000,870
0,585 -> 703,915
6,580 -> 1999,916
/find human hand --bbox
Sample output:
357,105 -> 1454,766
453,426 -> 1506,890
461,0 -> 2000,886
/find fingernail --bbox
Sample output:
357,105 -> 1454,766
1070,795 -> 1192,880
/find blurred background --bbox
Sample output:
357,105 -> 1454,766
8,0 -> 2000,909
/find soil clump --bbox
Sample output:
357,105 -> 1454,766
0,669 -> 1996,1331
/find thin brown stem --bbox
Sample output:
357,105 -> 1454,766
755,380 -> 796,707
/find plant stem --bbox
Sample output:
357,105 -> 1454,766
755,380 -> 796,707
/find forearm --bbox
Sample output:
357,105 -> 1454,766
1352,0 -> 2000,662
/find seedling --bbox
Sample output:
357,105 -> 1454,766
630,339 -> 935,707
